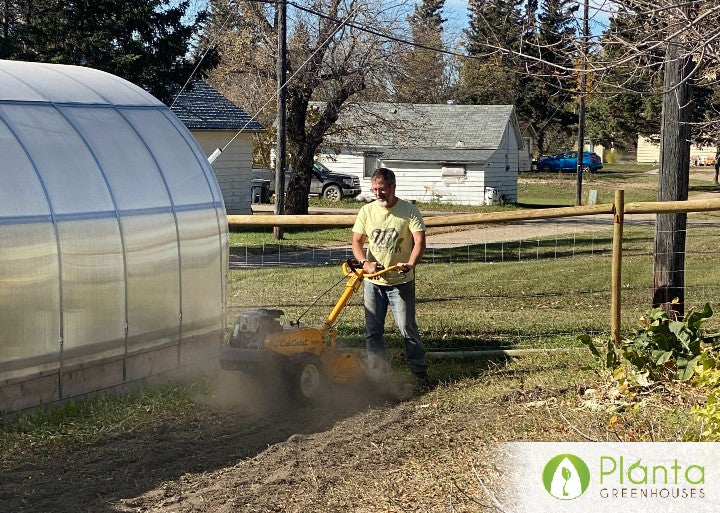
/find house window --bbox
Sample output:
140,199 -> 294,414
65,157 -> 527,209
441,164 -> 466,183
364,151 -> 382,178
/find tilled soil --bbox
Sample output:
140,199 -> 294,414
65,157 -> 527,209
0,372 -> 446,513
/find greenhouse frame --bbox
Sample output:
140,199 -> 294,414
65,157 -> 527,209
0,60 -> 228,413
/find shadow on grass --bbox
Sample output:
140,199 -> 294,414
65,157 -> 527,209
514,202 -> 573,209
689,184 -> 720,193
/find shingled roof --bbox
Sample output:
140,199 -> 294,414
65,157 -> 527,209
323,102 -> 520,163
170,81 -> 264,132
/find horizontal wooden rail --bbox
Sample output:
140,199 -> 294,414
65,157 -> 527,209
226,197 -> 720,229
227,203 -> 615,228
624,197 -> 720,214
227,214 -> 358,227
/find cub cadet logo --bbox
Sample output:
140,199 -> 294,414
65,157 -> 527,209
278,340 -> 309,347
542,454 -> 590,500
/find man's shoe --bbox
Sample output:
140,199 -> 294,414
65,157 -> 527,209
412,371 -> 433,392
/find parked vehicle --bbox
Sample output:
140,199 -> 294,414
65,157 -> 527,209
309,162 -> 361,200
251,162 -> 361,202
535,151 -> 603,173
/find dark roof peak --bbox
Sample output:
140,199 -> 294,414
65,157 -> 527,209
169,81 -> 264,132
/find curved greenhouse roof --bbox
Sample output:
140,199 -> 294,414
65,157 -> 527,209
0,60 -> 228,413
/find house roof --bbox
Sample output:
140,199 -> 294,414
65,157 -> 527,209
322,102 -> 520,162
170,81 -> 264,132
380,148 -> 495,163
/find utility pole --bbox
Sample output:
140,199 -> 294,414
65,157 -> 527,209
575,0 -> 589,206
653,0 -> 692,319
273,0 -> 287,240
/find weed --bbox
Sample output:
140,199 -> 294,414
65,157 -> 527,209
580,303 -> 718,384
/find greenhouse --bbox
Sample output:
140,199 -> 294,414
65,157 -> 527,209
0,60 -> 228,413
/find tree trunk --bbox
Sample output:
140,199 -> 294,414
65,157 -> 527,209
652,27 -> 692,319
284,151 -> 314,215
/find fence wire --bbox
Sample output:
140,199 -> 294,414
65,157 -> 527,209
227,214 -> 720,353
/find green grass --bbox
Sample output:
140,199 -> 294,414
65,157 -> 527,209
229,226 -> 352,246
5,221 -> 719,468
227,224 -> 720,352
518,162 -> 660,206
0,379 -> 208,469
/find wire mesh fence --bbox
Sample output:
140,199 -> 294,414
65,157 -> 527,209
227,212 -> 720,354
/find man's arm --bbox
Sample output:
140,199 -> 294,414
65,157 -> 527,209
351,232 -> 366,262
398,230 -> 426,270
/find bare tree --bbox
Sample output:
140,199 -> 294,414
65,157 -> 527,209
463,0 -> 720,315
594,0 -> 717,317
203,0 -> 410,214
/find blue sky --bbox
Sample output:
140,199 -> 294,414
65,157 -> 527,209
442,0 -> 613,39
182,0 -> 611,45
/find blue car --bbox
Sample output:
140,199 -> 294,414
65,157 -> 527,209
536,151 -> 603,173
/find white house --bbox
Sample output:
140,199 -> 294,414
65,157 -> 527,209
317,102 -> 524,205
637,135 -> 718,165
170,81 -> 264,214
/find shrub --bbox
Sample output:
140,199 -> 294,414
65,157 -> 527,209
580,303 -> 718,383
603,149 -> 619,165
692,367 -> 720,440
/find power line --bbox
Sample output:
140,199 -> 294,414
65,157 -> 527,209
170,6 -> 237,108
214,1 -> 361,155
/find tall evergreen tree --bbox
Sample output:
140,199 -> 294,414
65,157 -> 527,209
0,0 -> 214,103
520,0 -> 578,153
459,0 -> 524,106
460,0 -> 581,153
392,0 -> 447,103
584,7 -> 663,151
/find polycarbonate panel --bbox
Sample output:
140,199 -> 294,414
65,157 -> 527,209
120,109 -> 215,206
60,106 -> 172,211
0,105 -> 115,215
123,214 -> 181,349
0,67 -> 47,102
177,210 -> 224,339
57,219 -> 125,358
0,60 -> 107,104
163,113 -> 226,207
0,223 -> 59,365
0,120 -> 51,217
54,65 -> 162,106
217,207 -> 229,304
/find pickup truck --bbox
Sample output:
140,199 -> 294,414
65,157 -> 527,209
252,162 -> 361,202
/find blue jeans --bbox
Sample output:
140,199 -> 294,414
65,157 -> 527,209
364,279 -> 427,376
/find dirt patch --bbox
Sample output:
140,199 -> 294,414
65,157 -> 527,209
0,354 -> 700,512
0,372 -> 423,513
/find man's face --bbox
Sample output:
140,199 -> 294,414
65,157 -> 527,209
371,177 -> 396,207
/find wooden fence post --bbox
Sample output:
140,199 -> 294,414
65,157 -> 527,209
611,189 -> 625,346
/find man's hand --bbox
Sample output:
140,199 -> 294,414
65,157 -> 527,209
396,262 -> 414,271
362,261 -> 380,273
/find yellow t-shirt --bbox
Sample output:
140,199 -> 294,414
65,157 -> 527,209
352,199 -> 426,285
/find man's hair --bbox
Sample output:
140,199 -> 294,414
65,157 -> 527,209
371,167 -> 396,184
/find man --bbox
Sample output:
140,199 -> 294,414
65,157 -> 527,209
714,146 -> 720,184
351,167 -> 429,387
